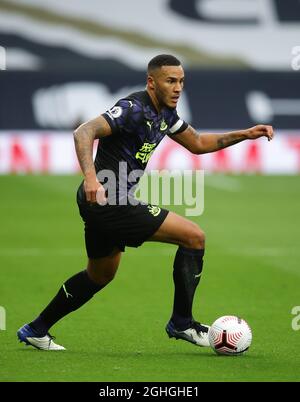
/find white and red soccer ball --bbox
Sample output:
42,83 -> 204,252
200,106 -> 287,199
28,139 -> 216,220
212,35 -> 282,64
208,315 -> 252,356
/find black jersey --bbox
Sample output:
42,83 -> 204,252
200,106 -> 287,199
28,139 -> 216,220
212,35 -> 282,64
78,90 -> 188,204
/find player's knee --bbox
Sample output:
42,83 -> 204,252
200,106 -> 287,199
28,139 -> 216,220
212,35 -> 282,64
87,264 -> 117,286
100,270 -> 116,285
183,226 -> 205,249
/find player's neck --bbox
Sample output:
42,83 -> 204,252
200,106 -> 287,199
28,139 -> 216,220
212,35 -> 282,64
146,89 -> 163,113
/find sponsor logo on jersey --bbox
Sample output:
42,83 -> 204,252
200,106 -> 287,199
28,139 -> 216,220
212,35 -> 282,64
135,142 -> 157,164
146,120 -> 153,130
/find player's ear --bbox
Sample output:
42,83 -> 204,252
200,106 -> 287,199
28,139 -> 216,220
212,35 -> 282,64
147,75 -> 155,90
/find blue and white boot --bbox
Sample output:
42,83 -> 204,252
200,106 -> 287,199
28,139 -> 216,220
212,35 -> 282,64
166,320 -> 210,347
17,324 -> 65,351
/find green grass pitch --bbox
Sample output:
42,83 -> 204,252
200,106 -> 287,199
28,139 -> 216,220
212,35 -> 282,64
0,174 -> 299,382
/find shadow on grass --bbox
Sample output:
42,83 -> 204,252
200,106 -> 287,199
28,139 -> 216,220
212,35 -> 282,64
15,347 -> 259,360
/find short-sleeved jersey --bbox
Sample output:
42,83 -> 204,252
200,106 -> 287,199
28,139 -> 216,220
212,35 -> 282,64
95,90 -> 188,200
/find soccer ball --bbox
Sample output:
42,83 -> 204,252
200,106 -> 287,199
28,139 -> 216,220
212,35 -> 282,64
208,315 -> 252,356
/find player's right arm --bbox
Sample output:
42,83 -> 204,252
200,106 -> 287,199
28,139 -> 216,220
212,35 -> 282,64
73,115 -> 112,203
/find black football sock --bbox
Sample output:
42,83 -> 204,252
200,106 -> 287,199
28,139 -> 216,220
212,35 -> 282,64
29,270 -> 104,335
171,246 -> 205,330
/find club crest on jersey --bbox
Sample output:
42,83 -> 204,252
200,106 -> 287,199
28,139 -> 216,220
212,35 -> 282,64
107,106 -> 123,120
147,205 -> 161,217
160,119 -> 168,131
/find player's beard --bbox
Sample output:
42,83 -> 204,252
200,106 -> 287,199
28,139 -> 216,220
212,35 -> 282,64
157,89 -> 176,109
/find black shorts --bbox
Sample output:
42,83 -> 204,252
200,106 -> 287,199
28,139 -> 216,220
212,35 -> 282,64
77,198 -> 169,259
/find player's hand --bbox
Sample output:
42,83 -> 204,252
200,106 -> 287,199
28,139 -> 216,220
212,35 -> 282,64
246,125 -> 274,141
84,178 -> 107,204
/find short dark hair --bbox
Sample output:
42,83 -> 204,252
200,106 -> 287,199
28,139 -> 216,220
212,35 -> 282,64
148,54 -> 181,73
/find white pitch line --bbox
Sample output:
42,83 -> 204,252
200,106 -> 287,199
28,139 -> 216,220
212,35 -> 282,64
228,247 -> 300,257
2,246 -> 297,258
226,246 -> 300,276
0,248 -> 83,256
205,175 -> 241,192
0,247 -> 176,257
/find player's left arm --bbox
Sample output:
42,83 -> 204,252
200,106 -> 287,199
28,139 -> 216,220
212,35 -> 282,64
170,124 -> 274,154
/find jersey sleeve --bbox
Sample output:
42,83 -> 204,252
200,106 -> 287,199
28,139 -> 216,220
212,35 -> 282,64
101,99 -> 143,135
168,111 -> 188,136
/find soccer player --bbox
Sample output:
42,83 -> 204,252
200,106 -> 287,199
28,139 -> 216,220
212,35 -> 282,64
17,54 -> 273,350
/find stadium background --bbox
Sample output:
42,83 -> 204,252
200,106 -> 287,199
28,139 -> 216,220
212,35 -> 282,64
0,0 -> 299,382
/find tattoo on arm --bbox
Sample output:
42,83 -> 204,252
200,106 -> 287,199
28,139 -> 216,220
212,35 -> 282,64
74,124 -> 97,176
217,134 -> 245,149
174,125 -> 248,154
188,126 -> 201,139
74,116 -> 111,176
